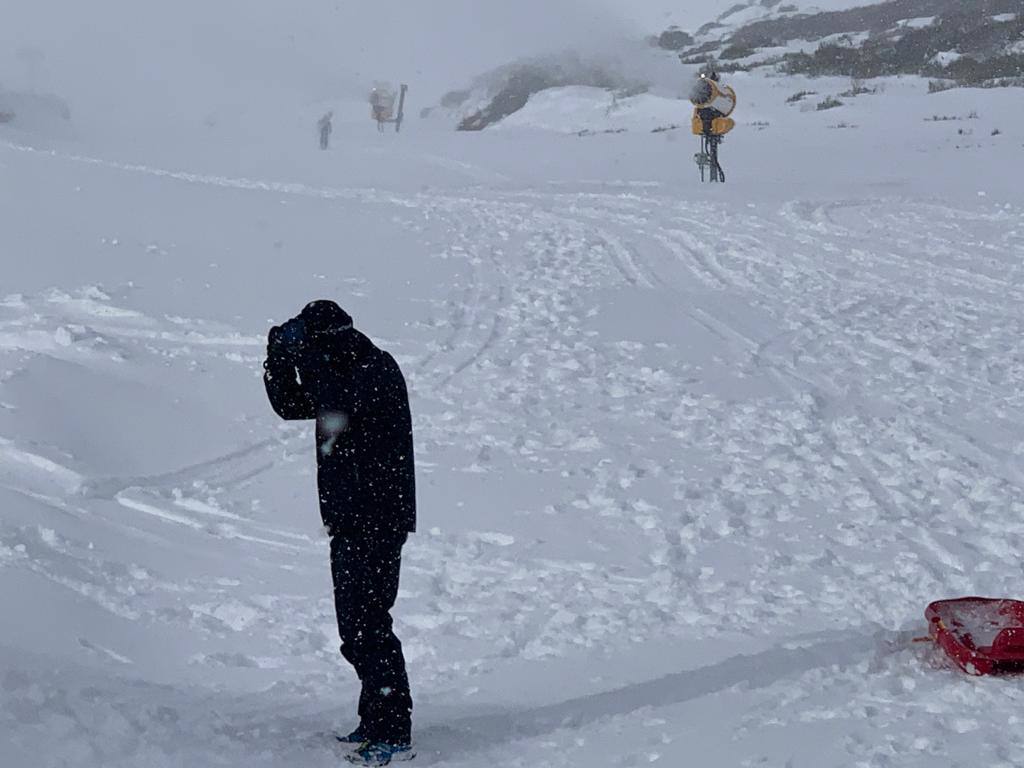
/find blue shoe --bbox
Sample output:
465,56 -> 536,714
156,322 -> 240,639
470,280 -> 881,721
336,725 -> 368,744
345,741 -> 415,766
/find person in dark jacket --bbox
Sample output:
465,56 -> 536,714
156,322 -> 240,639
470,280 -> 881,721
263,300 -> 415,764
318,111 -> 333,150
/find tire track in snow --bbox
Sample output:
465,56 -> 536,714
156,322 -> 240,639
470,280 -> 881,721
542,195 -> 727,290
783,199 -> 1024,302
589,226 -> 656,289
412,198 -> 514,391
438,285 -> 507,388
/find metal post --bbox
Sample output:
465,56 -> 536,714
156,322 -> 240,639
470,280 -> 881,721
707,135 -> 725,183
395,84 -> 408,133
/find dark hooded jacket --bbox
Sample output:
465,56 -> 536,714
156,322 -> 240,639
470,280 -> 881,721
263,318 -> 416,538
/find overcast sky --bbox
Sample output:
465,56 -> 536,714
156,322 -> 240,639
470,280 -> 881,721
1,0 -> 850,141
2,0 -> 711,98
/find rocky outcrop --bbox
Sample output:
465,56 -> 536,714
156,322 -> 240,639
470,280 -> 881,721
668,0 -> 1024,87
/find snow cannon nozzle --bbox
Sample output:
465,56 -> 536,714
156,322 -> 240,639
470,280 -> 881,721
689,79 -> 714,107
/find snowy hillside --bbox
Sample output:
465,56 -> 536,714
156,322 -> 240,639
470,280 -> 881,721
674,0 -> 1024,85
601,0 -> 869,37
424,1 -> 1022,134
4,2 -> 1024,767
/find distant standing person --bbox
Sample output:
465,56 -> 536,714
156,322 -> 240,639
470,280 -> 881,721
263,300 -> 416,766
318,111 -> 333,150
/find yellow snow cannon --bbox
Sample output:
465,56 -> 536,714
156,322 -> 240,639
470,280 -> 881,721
370,83 -> 409,133
689,69 -> 736,183
689,76 -> 736,136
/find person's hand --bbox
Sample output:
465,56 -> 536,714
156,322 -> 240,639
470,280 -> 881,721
280,317 -> 306,348
267,317 -> 305,363
267,324 -> 287,360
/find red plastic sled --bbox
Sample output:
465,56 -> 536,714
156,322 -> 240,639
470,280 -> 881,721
926,598 -> 1024,675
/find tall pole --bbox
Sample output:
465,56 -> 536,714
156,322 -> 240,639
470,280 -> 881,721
706,135 -> 725,183
395,84 -> 408,133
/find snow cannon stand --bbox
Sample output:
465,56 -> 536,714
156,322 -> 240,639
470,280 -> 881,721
926,598 -> 1024,676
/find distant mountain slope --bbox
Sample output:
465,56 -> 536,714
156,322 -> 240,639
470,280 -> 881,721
428,0 -> 1022,131
729,0 -> 1020,47
674,0 -> 1023,86
621,0 -> 869,40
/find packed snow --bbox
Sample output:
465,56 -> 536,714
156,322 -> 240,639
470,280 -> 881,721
3,5 -> 1024,766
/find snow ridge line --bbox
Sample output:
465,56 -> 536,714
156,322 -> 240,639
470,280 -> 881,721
0,437 -> 84,495
0,139 -> 412,207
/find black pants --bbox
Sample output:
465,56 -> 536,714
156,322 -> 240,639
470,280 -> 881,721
330,533 -> 412,745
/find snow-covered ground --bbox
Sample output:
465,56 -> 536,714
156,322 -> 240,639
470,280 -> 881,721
3,47 -> 1024,768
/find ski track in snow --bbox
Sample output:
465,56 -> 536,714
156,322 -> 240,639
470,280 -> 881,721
2,138 -> 1024,767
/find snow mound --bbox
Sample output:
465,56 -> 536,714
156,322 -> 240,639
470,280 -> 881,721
496,86 -> 687,134
429,50 -> 662,131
